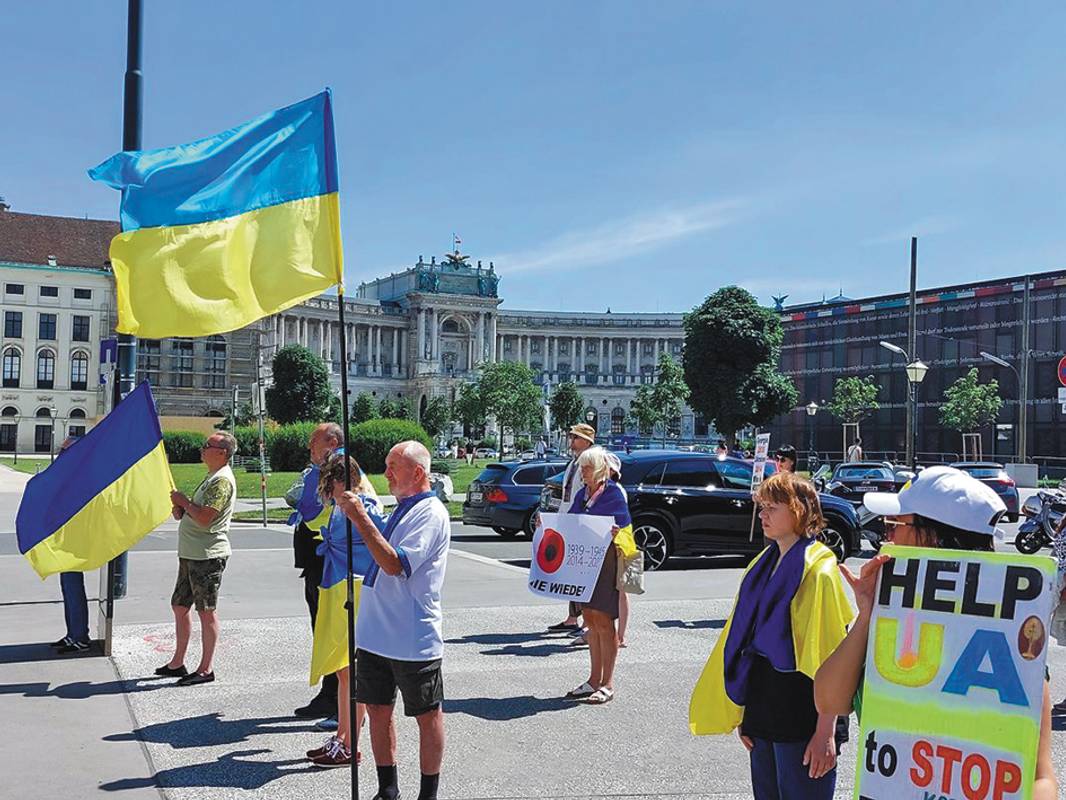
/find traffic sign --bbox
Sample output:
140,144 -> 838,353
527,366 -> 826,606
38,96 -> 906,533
1058,356 -> 1066,387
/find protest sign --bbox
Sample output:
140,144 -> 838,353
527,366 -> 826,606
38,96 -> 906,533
855,545 -> 1057,800
751,433 -> 771,489
528,512 -> 614,602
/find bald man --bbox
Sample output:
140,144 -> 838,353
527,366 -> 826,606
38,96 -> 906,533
337,440 -> 450,800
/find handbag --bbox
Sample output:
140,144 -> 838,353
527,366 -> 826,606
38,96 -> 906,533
284,467 -> 311,509
615,547 -> 646,595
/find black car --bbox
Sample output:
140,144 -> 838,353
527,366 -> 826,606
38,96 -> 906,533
541,451 -> 862,569
462,458 -> 568,537
822,462 -> 908,506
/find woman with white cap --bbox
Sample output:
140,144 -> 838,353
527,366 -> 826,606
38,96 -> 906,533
814,466 -> 1058,799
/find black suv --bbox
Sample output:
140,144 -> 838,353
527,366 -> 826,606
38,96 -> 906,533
541,450 -> 861,569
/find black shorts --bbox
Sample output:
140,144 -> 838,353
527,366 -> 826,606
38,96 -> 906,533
355,648 -> 443,717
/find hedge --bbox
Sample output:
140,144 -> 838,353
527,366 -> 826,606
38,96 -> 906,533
268,421 -> 319,471
350,419 -> 432,473
163,431 -> 204,464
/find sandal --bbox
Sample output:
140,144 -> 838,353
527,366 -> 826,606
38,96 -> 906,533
585,687 -> 614,705
565,681 -> 596,699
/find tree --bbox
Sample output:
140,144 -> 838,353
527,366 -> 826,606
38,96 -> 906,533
217,401 -> 255,430
629,383 -> 659,435
940,368 -> 1002,433
649,353 -> 690,443
378,397 -> 413,420
419,395 -> 453,440
351,391 -> 379,424
453,381 -> 486,435
265,345 -> 332,424
326,393 -> 344,425
683,286 -> 797,444
477,361 -> 543,448
549,382 -> 585,433
826,376 -> 881,426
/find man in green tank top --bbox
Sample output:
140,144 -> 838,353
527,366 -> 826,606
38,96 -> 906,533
156,431 -> 238,686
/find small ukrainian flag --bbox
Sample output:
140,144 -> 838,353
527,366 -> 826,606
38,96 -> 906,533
88,91 -> 343,339
16,382 -> 173,578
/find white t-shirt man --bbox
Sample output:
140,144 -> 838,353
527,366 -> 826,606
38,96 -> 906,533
558,458 -> 586,514
356,492 -> 451,661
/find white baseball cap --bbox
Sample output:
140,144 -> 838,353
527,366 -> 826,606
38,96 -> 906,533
863,465 -> 1007,539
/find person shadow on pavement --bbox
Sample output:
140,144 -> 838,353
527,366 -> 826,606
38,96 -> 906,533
446,695 -> 574,721
98,749 -> 318,792
0,678 -> 169,700
104,713 -> 320,749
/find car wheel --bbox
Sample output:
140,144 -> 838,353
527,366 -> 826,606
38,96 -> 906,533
522,511 -> 538,538
817,523 -> 848,562
493,526 -> 520,538
632,517 -> 673,571
1006,513 -> 1019,524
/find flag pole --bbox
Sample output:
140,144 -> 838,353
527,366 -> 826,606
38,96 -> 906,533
336,289 -> 358,799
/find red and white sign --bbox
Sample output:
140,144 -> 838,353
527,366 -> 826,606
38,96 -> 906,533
1057,356 -> 1066,387
528,512 -> 613,602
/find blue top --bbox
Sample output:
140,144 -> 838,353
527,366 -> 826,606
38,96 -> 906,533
316,495 -> 386,588
569,480 -> 632,528
287,446 -> 346,527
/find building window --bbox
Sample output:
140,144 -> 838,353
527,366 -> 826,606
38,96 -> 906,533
643,341 -> 655,355
70,352 -> 89,391
611,407 -> 626,435
204,336 -> 227,389
170,340 -> 194,387
0,407 -> 17,452
5,283 -> 24,295
39,313 -> 57,340
559,342 -> 570,355
40,286 -> 59,298
615,343 -> 625,356
4,311 -> 21,338
138,340 -> 162,384
586,343 -> 597,355
34,408 -> 53,454
68,408 -> 87,438
672,343 -> 682,354
2,349 -> 20,388
503,338 -> 512,352
71,315 -> 90,342
36,350 -> 55,389
73,288 -> 92,301
640,364 -> 655,385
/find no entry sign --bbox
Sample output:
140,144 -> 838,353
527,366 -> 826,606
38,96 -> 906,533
1059,356 -> 1066,387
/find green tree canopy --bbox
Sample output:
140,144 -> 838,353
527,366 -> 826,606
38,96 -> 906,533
378,397 -> 413,420
629,383 -> 659,435
939,368 -> 1003,433
683,286 -> 797,443
351,391 -> 379,424
453,381 -> 486,433
265,345 -> 332,424
217,400 -> 255,430
549,382 -> 585,432
419,395 -> 453,439
826,375 -> 881,424
649,353 -> 690,439
477,361 -> 543,445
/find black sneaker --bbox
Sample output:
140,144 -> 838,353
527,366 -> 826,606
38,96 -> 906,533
51,636 -> 73,649
154,663 -> 189,678
294,697 -> 335,718
57,640 -> 91,655
176,671 -> 215,687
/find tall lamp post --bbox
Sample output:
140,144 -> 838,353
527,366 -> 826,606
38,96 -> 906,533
980,351 -> 1027,463
805,401 -> 819,470
880,341 -> 928,470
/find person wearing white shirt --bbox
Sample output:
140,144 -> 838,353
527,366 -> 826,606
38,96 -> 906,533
337,440 -> 449,800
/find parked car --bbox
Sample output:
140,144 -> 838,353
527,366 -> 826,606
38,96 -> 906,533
474,447 -> 498,459
822,462 -> 907,506
950,462 -> 1020,522
462,458 -> 569,537
540,451 -> 863,569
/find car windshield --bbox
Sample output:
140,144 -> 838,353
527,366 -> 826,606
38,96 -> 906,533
959,466 -> 1004,479
834,466 -> 893,481
473,465 -> 509,485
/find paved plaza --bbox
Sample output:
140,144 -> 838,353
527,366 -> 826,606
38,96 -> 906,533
1,465 -> 1063,799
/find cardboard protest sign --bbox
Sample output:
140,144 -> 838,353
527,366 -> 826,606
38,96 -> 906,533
528,512 -> 613,602
855,545 -> 1057,800
752,433 -> 771,489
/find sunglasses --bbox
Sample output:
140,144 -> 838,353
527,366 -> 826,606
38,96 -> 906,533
200,442 -> 227,451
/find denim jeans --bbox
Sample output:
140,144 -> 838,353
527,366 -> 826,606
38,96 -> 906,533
749,737 -> 836,800
60,572 -> 89,644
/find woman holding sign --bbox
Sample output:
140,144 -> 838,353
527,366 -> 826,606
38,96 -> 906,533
689,472 -> 853,799
813,466 -> 1058,799
563,446 -> 638,705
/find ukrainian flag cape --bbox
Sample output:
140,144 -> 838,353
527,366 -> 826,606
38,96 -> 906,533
689,538 -> 853,735
309,498 -> 385,686
15,382 -> 173,578
88,91 -> 343,339
570,481 -> 637,559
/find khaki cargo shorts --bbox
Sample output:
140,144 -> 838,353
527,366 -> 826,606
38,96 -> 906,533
171,557 -> 228,611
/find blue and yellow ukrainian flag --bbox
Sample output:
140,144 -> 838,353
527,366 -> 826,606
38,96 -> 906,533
88,91 -> 343,339
15,382 -> 173,579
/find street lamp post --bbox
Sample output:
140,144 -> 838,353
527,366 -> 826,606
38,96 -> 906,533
980,351 -> 1027,463
805,401 -> 819,469
881,341 -> 929,470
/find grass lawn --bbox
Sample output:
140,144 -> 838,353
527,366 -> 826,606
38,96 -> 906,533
232,499 -> 464,523
0,457 -> 44,475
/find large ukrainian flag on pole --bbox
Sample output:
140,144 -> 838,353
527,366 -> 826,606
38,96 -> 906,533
16,382 -> 173,578
88,91 -> 343,339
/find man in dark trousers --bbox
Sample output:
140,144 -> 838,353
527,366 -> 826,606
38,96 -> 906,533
290,422 -> 344,721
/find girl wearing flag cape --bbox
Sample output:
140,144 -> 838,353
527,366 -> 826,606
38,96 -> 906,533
689,472 -> 852,799
305,454 -> 385,769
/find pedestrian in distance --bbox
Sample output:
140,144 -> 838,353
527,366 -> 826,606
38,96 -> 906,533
288,422 -> 347,724
305,453 -> 386,769
689,471 -> 853,800
547,423 -> 597,635
563,446 -> 638,705
157,431 -> 238,686
846,437 -> 863,462
775,445 -> 797,474
335,440 -> 450,800
814,466 -> 1059,799
51,435 -> 92,655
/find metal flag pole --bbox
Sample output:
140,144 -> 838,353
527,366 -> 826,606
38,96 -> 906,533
336,290 -> 359,799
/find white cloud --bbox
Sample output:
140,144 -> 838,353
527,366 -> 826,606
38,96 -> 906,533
491,198 -> 749,274
861,215 -> 961,246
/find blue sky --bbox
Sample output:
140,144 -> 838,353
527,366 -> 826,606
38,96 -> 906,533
3,2 -> 1065,312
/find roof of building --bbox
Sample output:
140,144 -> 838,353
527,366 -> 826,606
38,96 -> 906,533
0,207 -> 118,271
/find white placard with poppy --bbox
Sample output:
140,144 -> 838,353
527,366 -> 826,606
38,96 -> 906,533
528,512 -> 614,602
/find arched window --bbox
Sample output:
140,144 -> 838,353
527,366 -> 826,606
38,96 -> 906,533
2,348 -> 20,388
0,406 -> 17,452
441,319 -> 460,334
34,407 -> 53,453
36,407 -> 52,418
69,408 -> 86,419
611,406 -> 626,435
68,408 -> 87,438
36,350 -> 55,389
1,406 -> 17,417
70,351 -> 89,391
